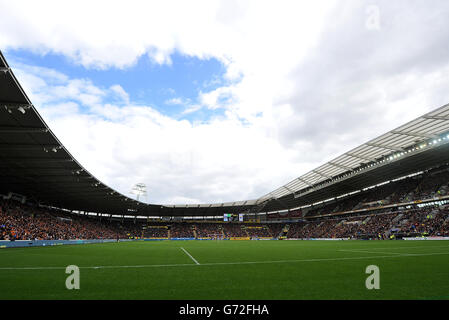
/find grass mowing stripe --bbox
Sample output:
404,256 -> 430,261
180,247 -> 200,265
2,250 -> 449,270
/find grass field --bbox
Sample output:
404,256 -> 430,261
1,240 -> 449,300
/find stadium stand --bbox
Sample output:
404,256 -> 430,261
1,50 -> 449,243
266,223 -> 285,238
244,224 -> 272,238
222,223 -> 248,238
0,198 -> 124,240
144,225 -> 169,238
1,194 -> 448,241
194,223 -> 223,238
1,163 -> 448,242
169,223 -> 195,238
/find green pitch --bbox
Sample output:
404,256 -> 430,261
1,240 -> 449,300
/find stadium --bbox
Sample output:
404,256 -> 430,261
1,45 -> 449,303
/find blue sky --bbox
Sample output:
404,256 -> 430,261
6,49 -> 228,121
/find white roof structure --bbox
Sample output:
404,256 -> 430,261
258,103 -> 449,202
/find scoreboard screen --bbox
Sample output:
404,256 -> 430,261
223,214 -> 244,222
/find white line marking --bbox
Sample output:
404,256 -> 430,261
198,251 -> 449,266
1,251 -> 449,270
343,244 -> 449,250
0,263 -> 197,270
180,247 -> 200,265
338,249 -> 409,255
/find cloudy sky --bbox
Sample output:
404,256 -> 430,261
1,0 -> 449,204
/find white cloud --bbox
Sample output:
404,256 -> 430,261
164,97 -> 203,115
164,97 -> 185,105
110,84 -> 130,104
15,64 -> 303,204
181,104 -> 202,115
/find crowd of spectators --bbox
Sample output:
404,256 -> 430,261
195,223 -> 223,238
399,208 -> 449,236
0,199 -> 129,240
266,223 -> 285,237
285,164 -> 449,238
169,223 -> 195,238
244,225 -> 272,238
1,164 -> 448,241
1,198 -> 448,240
285,208 -> 449,239
144,226 -> 168,238
222,223 -> 248,238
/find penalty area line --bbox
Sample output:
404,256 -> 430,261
180,247 -> 200,265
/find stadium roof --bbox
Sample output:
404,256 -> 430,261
1,50 -> 449,217
258,104 -> 449,197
